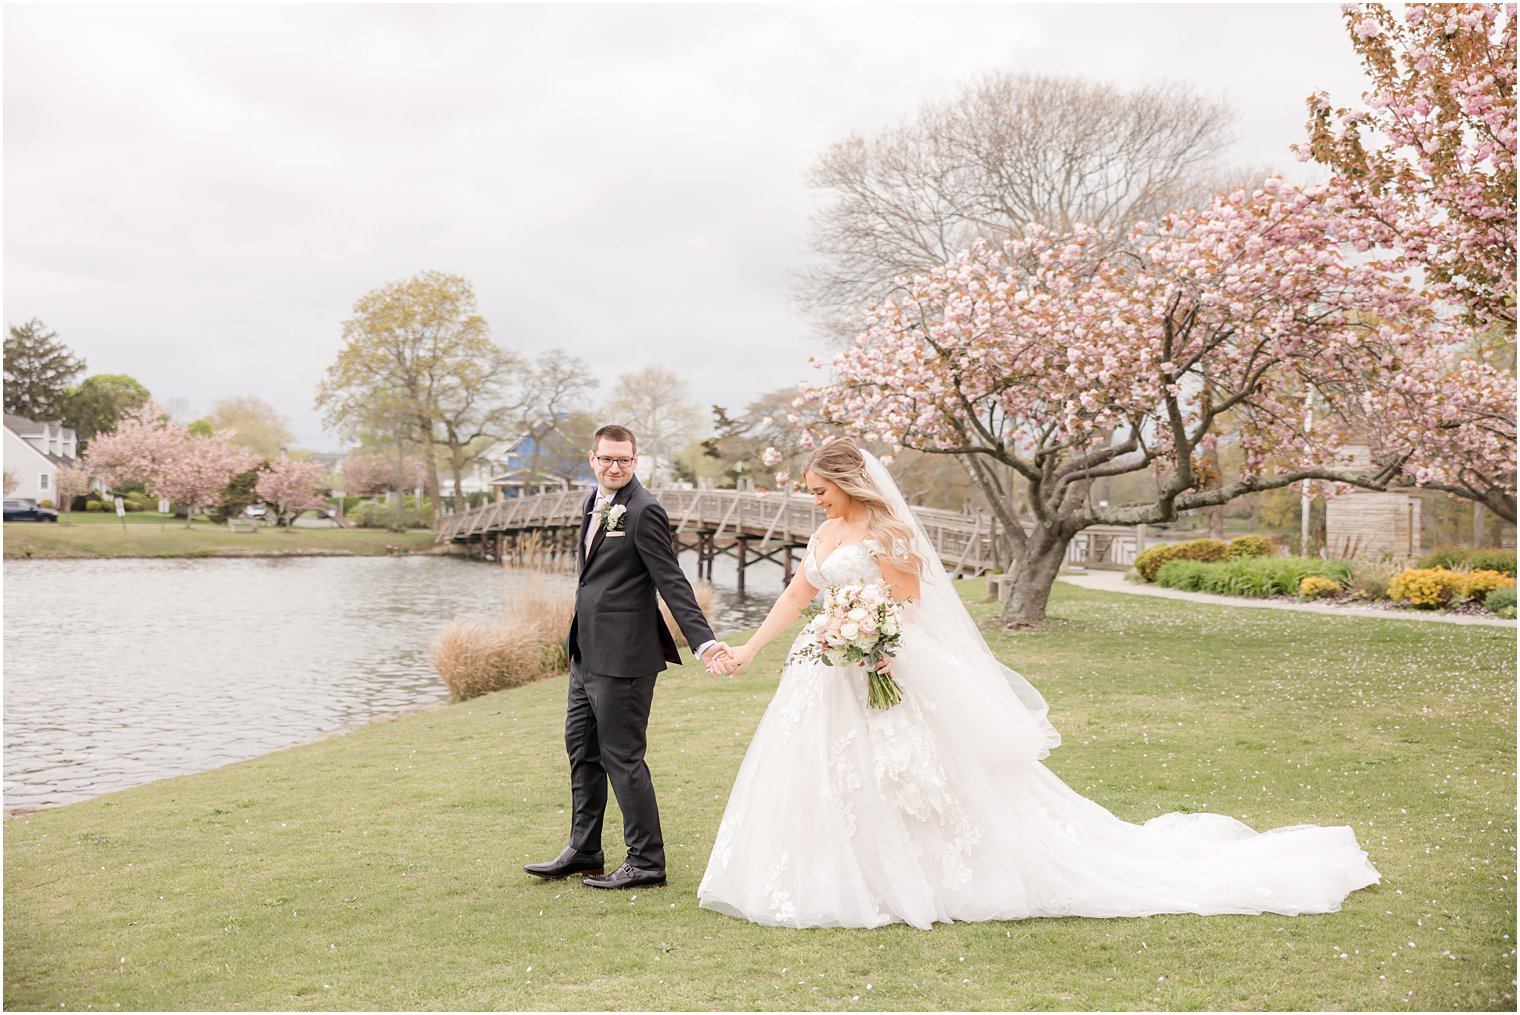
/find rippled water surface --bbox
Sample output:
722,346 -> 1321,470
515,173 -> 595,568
4,554 -> 783,808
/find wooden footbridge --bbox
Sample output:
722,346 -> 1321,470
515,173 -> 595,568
434,489 -> 1008,588
435,489 -> 1171,588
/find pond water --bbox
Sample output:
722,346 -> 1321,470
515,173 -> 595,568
2,553 -> 784,809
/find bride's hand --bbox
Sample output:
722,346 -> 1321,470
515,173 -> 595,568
730,643 -> 757,675
872,655 -> 893,676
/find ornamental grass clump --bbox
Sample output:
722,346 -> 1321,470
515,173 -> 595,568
1346,557 -> 1401,600
1298,575 -> 1342,599
429,578 -> 575,699
1135,538 -> 1231,581
1388,566 -> 1466,609
1152,559 -> 1214,592
428,619 -> 560,700
428,576 -> 717,701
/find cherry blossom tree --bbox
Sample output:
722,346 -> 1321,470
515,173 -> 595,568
803,180 -> 1462,626
342,450 -> 424,496
256,457 -> 329,529
54,464 -> 93,521
1297,3 -> 1516,330
85,404 -> 258,526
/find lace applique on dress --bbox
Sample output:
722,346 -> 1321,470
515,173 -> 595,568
712,741 -> 765,870
776,660 -> 826,745
823,729 -> 862,838
764,852 -> 797,923
866,700 -> 981,886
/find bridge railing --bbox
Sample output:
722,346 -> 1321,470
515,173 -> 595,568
436,488 -> 1002,574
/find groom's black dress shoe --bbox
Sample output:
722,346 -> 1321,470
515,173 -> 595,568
582,862 -> 667,889
524,847 -> 605,879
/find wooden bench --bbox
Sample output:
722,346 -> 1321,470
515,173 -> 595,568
227,518 -> 260,533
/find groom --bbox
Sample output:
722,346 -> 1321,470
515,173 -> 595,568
524,424 -> 731,890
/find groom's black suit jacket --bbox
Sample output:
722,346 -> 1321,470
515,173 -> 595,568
566,475 -> 714,677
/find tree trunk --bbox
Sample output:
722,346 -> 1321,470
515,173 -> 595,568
1000,523 -> 1074,628
1473,501 -> 1486,547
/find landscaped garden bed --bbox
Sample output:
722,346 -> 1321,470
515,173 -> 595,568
1135,539 -> 1516,619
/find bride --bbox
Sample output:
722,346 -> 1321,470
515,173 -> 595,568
697,439 -> 1379,929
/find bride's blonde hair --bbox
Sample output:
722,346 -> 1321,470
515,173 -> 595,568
804,439 -> 928,576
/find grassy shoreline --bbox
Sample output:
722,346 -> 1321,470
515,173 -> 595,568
4,584 -> 1514,1010
3,513 -> 442,559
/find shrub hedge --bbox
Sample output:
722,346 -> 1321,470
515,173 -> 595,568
1419,546 -> 1517,577
1154,556 -> 1351,598
1482,587 -> 1517,614
1135,538 -> 1231,581
1227,535 -> 1274,559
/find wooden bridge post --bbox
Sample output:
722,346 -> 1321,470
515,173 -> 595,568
699,531 -> 716,580
735,536 -> 749,593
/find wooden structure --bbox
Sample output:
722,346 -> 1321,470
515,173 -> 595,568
1325,491 -> 1422,561
435,489 -> 1005,586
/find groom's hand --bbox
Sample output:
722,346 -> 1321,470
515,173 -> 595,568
701,641 -> 734,676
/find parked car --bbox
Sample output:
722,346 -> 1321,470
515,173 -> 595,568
243,504 -> 269,520
4,498 -> 59,523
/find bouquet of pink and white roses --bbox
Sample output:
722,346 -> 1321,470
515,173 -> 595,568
792,580 -> 907,709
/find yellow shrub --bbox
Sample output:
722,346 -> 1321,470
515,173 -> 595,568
1298,575 -> 1341,599
1388,567 -> 1465,609
1458,569 -> 1516,602
1135,539 -> 1231,582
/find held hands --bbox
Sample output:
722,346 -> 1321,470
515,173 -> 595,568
701,642 -> 735,676
700,641 -> 757,677
727,643 -> 757,676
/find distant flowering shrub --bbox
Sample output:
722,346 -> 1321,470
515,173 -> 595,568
1298,576 -> 1342,600
1388,567 -> 1465,608
1459,570 -> 1516,602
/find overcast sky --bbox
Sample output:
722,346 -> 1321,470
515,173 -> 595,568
4,2 -> 1372,450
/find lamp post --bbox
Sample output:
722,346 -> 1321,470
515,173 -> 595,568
1301,404 -> 1313,556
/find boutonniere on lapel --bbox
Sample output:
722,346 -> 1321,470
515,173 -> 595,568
596,501 -> 628,532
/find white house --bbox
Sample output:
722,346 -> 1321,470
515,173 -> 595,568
3,413 -> 80,504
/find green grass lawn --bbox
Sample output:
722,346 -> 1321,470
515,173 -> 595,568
2,512 -> 438,559
4,584 -> 1514,1010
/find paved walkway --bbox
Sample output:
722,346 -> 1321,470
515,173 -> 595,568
1057,569 -> 1517,628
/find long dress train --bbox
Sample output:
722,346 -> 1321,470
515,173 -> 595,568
697,540 -> 1379,930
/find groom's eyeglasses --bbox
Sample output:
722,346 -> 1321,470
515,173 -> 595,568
594,456 -> 635,468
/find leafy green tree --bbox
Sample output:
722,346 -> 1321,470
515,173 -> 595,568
316,271 -> 504,523
4,319 -> 86,420
59,374 -> 151,448
206,396 -> 296,459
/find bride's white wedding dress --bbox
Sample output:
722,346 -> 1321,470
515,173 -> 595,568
697,532 -> 1380,930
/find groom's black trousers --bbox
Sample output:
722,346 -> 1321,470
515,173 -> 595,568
564,660 -> 665,871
